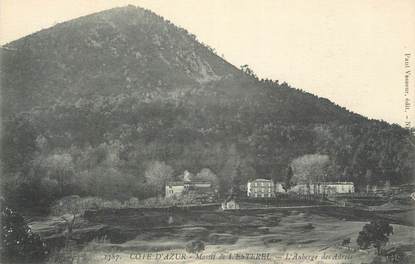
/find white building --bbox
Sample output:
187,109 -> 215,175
287,183 -> 324,195
247,179 -> 275,198
274,181 -> 354,195
165,181 -> 186,198
165,180 -> 213,198
323,182 -> 354,194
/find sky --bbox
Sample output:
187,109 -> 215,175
1,0 -> 414,126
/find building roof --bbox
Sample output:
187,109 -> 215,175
189,181 -> 212,185
187,187 -> 214,194
166,180 -> 213,187
321,182 -> 354,185
224,195 -> 238,203
276,181 -> 354,185
250,178 -> 273,182
224,199 -> 238,204
166,181 -> 185,186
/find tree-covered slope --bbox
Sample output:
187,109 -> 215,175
1,6 -> 414,210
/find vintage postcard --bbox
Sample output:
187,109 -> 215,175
1,0 -> 415,263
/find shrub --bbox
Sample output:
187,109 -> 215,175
185,240 -> 205,253
342,238 -> 351,246
357,220 -> 393,255
127,197 -> 140,207
1,206 -> 49,263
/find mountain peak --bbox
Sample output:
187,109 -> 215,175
2,5 -> 246,116
1,6 -> 413,207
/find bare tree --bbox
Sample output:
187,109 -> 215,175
51,195 -> 87,246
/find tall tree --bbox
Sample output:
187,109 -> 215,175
43,153 -> 75,196
144,161 -> 174,195
1,116 -> 38,175
282,166 -> 295,192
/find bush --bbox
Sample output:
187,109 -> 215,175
357,220 -> 393,255
185,240 -> 205,253
1,206 -> 49,263
342,238 -> 351,246
127,197 -> 140,207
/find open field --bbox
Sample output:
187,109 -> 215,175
32,205 -> 415,264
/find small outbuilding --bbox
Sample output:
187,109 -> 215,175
221,197 -> 240,210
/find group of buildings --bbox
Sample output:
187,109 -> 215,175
247,178 -> 355,198
165,171 -> 355,202
165,171 -> 218,203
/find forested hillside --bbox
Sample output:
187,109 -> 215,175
1,5 -> 414,211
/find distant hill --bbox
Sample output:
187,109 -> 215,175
1,6 -> 414,208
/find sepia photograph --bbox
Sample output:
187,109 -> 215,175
1,0 -> 414,263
